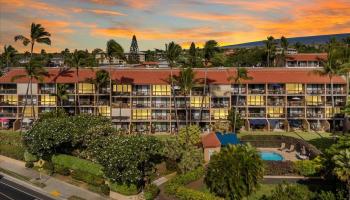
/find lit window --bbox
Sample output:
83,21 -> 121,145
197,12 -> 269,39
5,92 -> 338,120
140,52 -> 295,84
190,96 -> 209,108
78,83 -> 95,94
40,95 -> 56,105
267,107 -> 284,117
98,106 -> 110,117
325,107 -> 341,117
306,96 -> 323,106
23,107 -> 38,117
113,85 -> 131,93
152,85 -> 171,96
3,95 -> 18,105
286,84 -> 303,94
132,109 -> 150,120
212,109 -> 228,120
247,96 -> 265,106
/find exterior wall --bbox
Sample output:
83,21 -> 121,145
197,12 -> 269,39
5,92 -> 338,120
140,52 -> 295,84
204,147 -> 221,162
17,83 -> 37,95
210,85 -> 231,96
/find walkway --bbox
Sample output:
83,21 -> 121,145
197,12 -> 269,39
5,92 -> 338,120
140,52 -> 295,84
0,155 -> 107,200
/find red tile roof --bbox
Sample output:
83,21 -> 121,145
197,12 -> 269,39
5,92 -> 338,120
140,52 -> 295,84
285,53 -> 327,61
201,132 -> 221,148
0,67 -> 346,84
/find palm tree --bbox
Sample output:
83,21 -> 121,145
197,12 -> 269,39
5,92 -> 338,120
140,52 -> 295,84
312,41 -> 342,132
165,42 -> 182,133
188,42 -> 197,67
264,36 -> 276,67
14,23 -> 51,63
228,67 -> 252,132
2,45 -> 18,68
174,67 -> 197,127
11,60 -> 47,125
87,69 -> 109,114
65,50 -> 90,114
54,84 -> 69,108
280,36 -> 289,67
200,40 -> 219,124
332,149 -> 350,198
106,39 -> 124,126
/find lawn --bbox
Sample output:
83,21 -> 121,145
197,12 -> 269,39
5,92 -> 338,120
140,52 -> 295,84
0,130 -> 25,160
245,184 -> 276,200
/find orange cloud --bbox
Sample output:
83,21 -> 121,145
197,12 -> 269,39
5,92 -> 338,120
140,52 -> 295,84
205,0 -> 293,11
173,12 -> 249,21
72,8 -> 126,16
84,0 -> 158,9
0,0 -> 69,16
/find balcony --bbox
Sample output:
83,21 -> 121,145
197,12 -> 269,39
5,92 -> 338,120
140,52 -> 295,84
152,103 -> 170,108
267,113 -> 285,118
211,103 -> 229,108
112,102 -> 130,108
248,89 -> 265,94
80,100 -> 94,106
112,116 -> 130,121
248,113 -> 266,118
232,89 -> 247,95
192,115 -> 210,120
288,101 -> 304,106
306,89 -> 324,95
96,101 -> 109,106
0,112 -> 17,117
307,113 -> 324,118
152,115 -> 170,120
267,101 -> 284,106
326,89 -> 345,95
268,89 -> 285,95
288,113 -> 304,118
113,92 -> 130,96
0,89 -> 17,94
132,103 -> 150,108
39,89 -> 55,94
132,91 -> 150,96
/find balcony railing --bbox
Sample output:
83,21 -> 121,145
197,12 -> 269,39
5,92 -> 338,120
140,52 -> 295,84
288,101 -> 304,106
267,113 -> 285,118
80,101 -> 94,105
0,89 -> 17,94
211,103 -> 229,108
286,90 -> 304,94
307,113 -> 324,118
132,103 -> 150,108
232,90 -> 247,94
268,90 -> 285,95
113,92 -> 130,96
248,113 -> 266,117
267,101 -> 284,106
326,102 -> 345,106
152,115 -> 170,120
152,103 -> 170,108
306,90 -> 324,95
326,90 -> 345,95
248,89 -> 265,94
39,89 -> 55,94
111,103 -> 130,108
132,91 -> 150,96
288,113 -> 304,118
192,115 -> 210,120
0,112 -> 17,117
0,101 -> 17,106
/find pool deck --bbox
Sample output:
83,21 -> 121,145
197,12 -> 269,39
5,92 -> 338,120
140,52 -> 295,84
258,148 -> 298,161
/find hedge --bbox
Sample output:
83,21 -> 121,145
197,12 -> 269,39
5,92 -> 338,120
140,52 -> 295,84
109,183 -> 139,196
264,161 -> 296,175
52,154 -> 104,185
294,160 -> 319,176
165,167 -> 222,200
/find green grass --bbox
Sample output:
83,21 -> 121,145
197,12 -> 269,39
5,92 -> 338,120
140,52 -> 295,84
238,131 -> 332,141
0,130 -> 25,160
245,184 -> 277,200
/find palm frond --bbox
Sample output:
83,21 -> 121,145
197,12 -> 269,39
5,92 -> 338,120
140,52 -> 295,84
36,37 -> 51,45
11,74 -> 26,82
14,35 -> 30,46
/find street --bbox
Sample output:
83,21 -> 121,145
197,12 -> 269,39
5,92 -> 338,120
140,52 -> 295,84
0,175 -> 56,200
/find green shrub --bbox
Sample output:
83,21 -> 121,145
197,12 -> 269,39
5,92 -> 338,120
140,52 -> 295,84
43,161 -> 54,175
53,164 -> 70,176
294,160 -> 320,176
52,154 -> 105,185
165,167 -> 222,200
100,184 -> 110,196
24,151 -> 38,162
25,161 -> 34,168
144,184 -> 160,200
88,184 -> 110,196
109,183 -> 139,196
0,144 -> 25,160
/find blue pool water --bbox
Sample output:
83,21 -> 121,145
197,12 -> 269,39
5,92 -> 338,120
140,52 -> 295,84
259,151 -> 284,161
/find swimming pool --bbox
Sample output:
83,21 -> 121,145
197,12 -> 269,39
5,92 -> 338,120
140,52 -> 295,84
259,151 -> 284,161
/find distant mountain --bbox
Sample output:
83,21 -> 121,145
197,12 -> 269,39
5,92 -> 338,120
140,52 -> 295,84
222,33 -> 350,49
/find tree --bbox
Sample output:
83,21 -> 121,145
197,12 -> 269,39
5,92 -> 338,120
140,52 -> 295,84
332,149 -> 350,198
228,67 -> 252,132
264,36 -> 276,67
205,144 -> 264,200
92,135 -> 162,187
177,125 -> 201,146
260,183 -> 314,200
53,84 -> 69,108
227,108 -> 244,132
177,146 -> 203,174
106,39 -> 124,124
14,23 -> 51,125
65,49 -> 92,114
86,69 -> 109,114
188,42 -> 197,67
312,40 -> 344,132
211,120 -> 230,133
279,36 -> 289,67
11,60 -> 47,122
128,35 -> 140,64
91,48 -> 104,66
201,40 -> 219,122
173,67 -> 197,126
2,45 -> 18,68
165,42 -> 182,132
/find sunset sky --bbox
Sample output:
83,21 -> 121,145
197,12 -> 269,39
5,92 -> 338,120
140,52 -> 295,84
0,0 -> 349,53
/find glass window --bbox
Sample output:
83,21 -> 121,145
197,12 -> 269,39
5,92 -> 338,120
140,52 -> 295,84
3,95 -> 18,105
286,84 -> 303,94
306,96 -> 323,106
113,85 -> 131,93
267,107 -> 284,117
98,106 -> 110,117
78,83 -> 95,94
212,109 -> 228,120
40,95 -> 56,105
23,107 -> 38,117
325,107 -> 341,117
247,96 -> 265,106
152,85 -> 171,96
190,96 -> 209,108
132,109 -> 150,120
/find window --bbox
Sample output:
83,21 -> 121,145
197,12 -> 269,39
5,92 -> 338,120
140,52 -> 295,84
306,96 -> 323,106
78,83 -> 95,94
212,109 -> 228,120
326,107 -> 341,117
190,96 -> 209,108
286,84 -> 303,94
267,107 -> 284,118
132,109 -> 150,120
40,95 -> 56,105
113,85 -> 131,93
23,107 -> 38,117
152,85 -> 171,96
3,95 -> 18,105
247,96 -> 265,106
98,106 -> 110,117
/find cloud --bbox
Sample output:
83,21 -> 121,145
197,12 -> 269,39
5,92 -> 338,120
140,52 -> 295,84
82,0 -> 159,9
0,0 -> 69,16
173,12 -> 249,21
72,8 -> 126,16
203,0 -> 294,11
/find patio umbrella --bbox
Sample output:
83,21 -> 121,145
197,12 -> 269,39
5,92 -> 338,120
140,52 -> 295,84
292,97 -> 300,100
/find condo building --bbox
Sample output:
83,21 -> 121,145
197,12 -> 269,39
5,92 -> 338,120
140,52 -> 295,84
285,53 -> 327,68
0,67 -> 347,133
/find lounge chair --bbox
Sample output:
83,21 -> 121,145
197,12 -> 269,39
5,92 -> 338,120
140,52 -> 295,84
286,145 -> 295,153
278,143 -> 286,151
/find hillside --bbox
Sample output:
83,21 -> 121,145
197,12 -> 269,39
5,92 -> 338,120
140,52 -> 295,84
222,33 -> 350,49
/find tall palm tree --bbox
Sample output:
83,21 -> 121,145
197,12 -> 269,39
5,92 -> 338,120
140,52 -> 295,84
54,84 -> 69,109
332,149 -> 350,198
264,36 -> 276,67
2,45 -> 18,68
174,67 -> 197,127
165,42 -> 182,133
106,39 -> 124,125
87,69 -> 109,114
14,23 -> 51,64
228,67 -> 252,132
200,40 -> 219,124
280,36 -> 289,67
65,50 -> 90,114
11,60 -> 47,125
312,41 -> 342,133
188,42 -> 197,67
